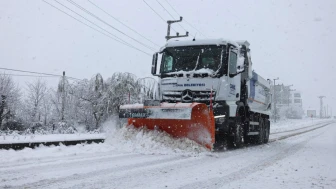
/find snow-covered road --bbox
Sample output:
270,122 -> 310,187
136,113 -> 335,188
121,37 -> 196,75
0,119 -> 335,189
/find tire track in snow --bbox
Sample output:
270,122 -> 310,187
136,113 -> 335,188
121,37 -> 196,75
5,148 -> 245,188
52,152 -> 245,189
9,155 -> 191,189
0,152 -> 139,172
0,153 -> 144,187
69,123 -> 334,189
181,124 -> 332,189
0,150 -> 135,169
1,121 -> 333,188
270,122 -> 333,142
271,121 -> 333,134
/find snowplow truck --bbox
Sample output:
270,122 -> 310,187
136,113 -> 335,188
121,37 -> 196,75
119,39 -> 272,150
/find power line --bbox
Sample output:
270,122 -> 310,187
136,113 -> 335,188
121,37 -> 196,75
155,0 -> 187,32
163,0 -> 207,38
0,67 -> 81,81
43,0 -> 150,56
43,0 -> 120,45
143,0 -> 166,22
156,0 -> 175,19
67,0 -> 156,51
43,0 -> 151,56
142,0 -> 177,32
164,0 -> 180,16
87,0 -> 160,47
2,73 -> 58,78
184,20 -> 206,38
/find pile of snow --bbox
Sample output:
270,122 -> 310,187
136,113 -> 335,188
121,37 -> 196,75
103,119 -> 210,156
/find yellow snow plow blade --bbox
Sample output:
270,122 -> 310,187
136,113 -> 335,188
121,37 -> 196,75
119,102 -> 215,150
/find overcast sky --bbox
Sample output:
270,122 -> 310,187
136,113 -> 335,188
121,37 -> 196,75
1,0 -> 335,114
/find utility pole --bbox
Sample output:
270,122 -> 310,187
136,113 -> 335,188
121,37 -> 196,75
165,16 -> 189,41
273,77 -> 279,122
61,71 -> 65,121
0,95 -> 6,128
318,96 -> 325,118
287,84 -> 294,106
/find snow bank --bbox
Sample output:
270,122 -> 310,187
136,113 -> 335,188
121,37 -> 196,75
0,133 -> 105,144
0,142 -> 114,164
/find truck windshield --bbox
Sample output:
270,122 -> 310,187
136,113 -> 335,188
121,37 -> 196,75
160,45 -> 224,74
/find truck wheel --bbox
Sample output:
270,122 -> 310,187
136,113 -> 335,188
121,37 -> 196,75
233,116 -> 244,148
256,118 -> 265,144
214,134 -> 226,150
264,119 -> 270,143
244,136 -> 252,144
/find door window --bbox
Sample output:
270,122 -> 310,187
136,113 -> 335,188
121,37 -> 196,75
229,51 -> 237,74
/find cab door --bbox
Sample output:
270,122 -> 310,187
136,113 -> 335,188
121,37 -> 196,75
227,47 -> 241,101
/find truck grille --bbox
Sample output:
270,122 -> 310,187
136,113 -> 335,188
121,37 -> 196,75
162,90 -> 216,103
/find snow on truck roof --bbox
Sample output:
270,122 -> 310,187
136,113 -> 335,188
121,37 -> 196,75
161,39 -> 250,50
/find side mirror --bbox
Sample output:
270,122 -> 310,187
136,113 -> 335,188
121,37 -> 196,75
151,53 -> 158,75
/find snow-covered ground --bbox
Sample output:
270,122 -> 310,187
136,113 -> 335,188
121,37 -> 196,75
0,119 -> 335,189
270,118 -> 329,133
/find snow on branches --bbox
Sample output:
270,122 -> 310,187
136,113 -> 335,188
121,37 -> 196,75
0,72 -> 157,132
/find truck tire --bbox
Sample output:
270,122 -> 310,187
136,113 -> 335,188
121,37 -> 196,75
256,118 -> 265,144
214,134 -> 226,150
244,134 -> 254,144
264,119 -> 270,143
233,115 -> 244,148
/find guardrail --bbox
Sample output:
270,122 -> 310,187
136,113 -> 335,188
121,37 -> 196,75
0,138 -> 105,150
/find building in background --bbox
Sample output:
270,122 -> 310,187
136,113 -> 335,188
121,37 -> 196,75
272,84 -> 304,119
307,110 -> 317,118
291,91 -> 303,107
286,91 -> 304,119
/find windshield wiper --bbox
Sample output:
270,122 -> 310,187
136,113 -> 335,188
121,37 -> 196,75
193,73 -> 209,78
161,73 -> 184,78
161,71 -> 219,78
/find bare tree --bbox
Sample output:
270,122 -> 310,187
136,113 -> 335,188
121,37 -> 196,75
26,78 -> 47,122
41,89 -> 55,126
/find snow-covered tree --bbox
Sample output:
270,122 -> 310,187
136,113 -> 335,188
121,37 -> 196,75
69,74 -> 107,130
0,74 -> 21,129
26,78 -> 47,123
1,72 -> 157,132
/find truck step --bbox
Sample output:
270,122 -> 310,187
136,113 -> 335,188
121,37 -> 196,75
247,131 -> 259,136
249,121 -> 259,125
